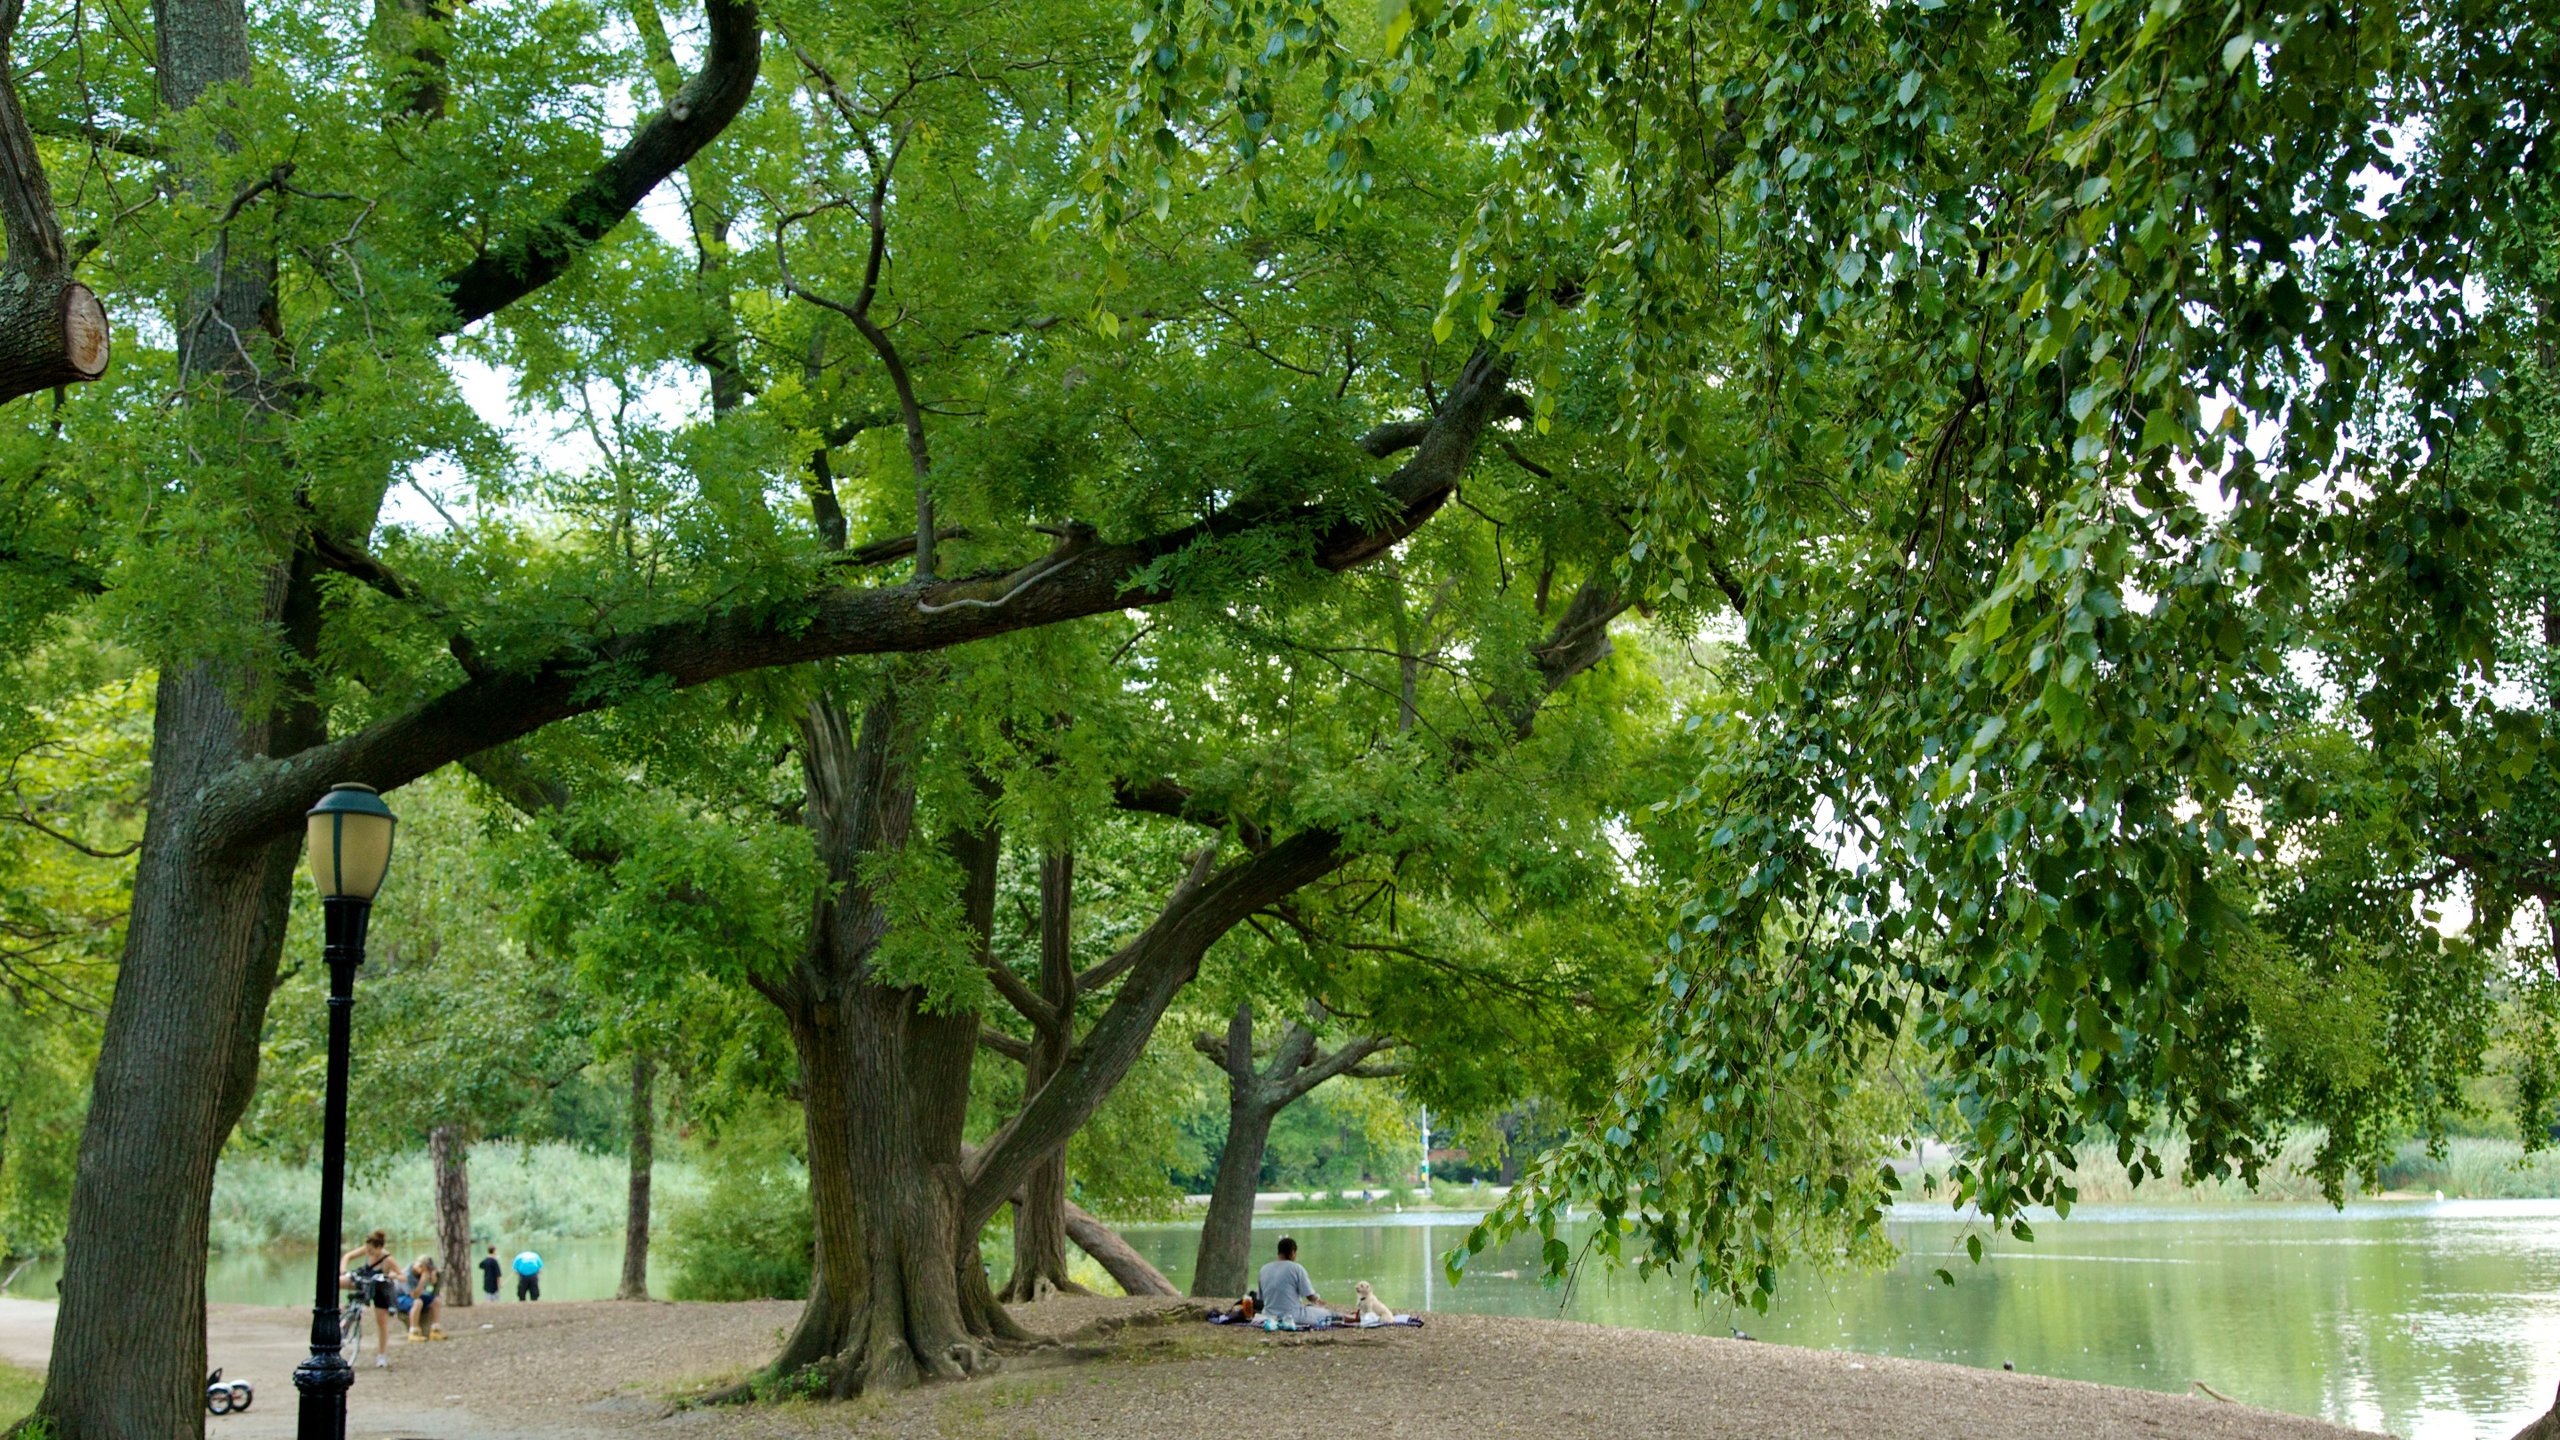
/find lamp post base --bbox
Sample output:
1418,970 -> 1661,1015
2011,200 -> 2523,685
292,1340 -> 352,1440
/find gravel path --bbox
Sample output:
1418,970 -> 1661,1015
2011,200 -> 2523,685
10,1296 -> 2383,1440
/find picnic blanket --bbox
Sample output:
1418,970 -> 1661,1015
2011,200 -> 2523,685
1206,1310 -> 1425,1330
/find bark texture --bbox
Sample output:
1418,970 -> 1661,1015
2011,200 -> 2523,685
35,679 -> 303,1436
751,688 -> 1028,1396
751,685 -> 1373,1393
1188,1005 -> 1398,1299
619,1053 -> 654,1300
431,1125 -> 472,1309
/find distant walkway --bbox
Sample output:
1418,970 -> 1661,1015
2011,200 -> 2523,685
0,1299 -> 51,1374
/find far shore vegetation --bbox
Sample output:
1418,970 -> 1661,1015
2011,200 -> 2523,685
11,1125 -> 2548,1309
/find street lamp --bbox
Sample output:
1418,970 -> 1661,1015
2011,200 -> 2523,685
291,783 -> 397,1440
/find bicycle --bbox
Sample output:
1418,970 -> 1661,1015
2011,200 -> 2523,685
338,1267 -> 392,1363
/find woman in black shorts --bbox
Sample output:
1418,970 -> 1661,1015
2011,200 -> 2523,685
339,1229 -> 401,1366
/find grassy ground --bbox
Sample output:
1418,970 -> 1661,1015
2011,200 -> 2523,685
0,1359 -> 41,1428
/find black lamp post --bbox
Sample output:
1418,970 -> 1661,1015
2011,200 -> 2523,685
291,783 -> 397,1440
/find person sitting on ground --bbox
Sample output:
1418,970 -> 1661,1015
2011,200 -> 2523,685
1255,1237 -> 1349,1327
406,1254 -> 444,1340
339,1229 -> 400,1366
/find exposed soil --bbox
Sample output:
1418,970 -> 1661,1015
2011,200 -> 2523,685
0,1294 -> 2380,1440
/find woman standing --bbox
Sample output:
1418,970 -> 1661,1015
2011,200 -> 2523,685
338,1230 -> 400,1366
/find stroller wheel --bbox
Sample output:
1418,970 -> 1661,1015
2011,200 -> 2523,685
229,1382 -> 253,1411
206,1389 -> 231,1416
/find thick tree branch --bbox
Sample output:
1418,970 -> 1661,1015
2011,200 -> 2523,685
981,951 -> 1055,1031
1061,1198 -> 1178,1297
26,114 -> 162,159
1111,777 -> 1266,852
1280,1033 -> 1396,1103
196,349 -> 1519,858
961,830 -> 1348,1228
439,0 -> 760,329
1262,1018 -> 1320,1086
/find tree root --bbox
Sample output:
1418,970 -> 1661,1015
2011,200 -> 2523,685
682,1379 -> 760,1409
1053,1300 -> 1209,1346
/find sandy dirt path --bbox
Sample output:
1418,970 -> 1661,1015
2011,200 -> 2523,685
0,1295 -> 2381,1440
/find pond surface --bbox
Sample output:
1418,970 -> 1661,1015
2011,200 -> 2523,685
9,1202 -> 2554,1437
1113,1200 -> 2560,1440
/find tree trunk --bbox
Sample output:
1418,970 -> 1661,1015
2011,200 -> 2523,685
32,668 -> 304,1439
619,1052 -> 654,1300
431,1124 -> 471,1309
1061,1200 -> 1177,1297
769,981 -> 1027,1395
999,850 -> 1087,1303
999,1150 -> 1088,1301
1190,1096 -> 1276,1299
1186,1006 -> 1399,1299
753,688 -> 1030,1397
28,0 -> 300,1416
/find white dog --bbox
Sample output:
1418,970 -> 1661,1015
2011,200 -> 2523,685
1352,1280 -> 1395,1325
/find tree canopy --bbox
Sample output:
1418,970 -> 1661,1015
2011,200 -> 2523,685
1094,0 -> 2557,1303
0,0 -> 2554,1427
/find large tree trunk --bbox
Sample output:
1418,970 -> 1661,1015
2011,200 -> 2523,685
753,689 -> 1031,1397
1061,1200 -> 1177,1297
769,981 -> 1028,1395
28,0 -> 295,1420
431,1124 -> 472,1309
33,670 -> 304,1438
619,1052 -> 654,1300
1190,1095 -> 1276,1299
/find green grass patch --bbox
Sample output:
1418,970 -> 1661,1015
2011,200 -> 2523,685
0,1360 -> 44,1429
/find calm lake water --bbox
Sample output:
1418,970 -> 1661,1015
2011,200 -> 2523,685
8,1202 -> 2555,1437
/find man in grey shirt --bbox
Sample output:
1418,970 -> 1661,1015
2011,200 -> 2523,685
1255,1236 -> 1343,1326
